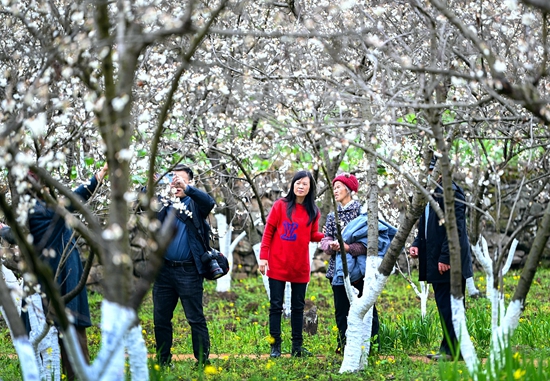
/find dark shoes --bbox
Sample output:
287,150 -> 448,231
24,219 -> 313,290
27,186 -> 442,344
291,346 -> 312,357
427,353 -> 452,361
270,343 -> 312,357
427,352 -> 464,361
270,343 -> 281,358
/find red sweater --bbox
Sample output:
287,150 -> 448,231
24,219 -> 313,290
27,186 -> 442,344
260,199 -> 324,283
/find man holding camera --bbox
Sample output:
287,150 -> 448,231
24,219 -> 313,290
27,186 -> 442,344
152,164 -> 216,366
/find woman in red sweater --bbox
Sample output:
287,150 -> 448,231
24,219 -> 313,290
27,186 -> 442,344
259,170 -> 324,358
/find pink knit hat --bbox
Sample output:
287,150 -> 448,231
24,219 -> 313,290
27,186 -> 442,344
332,173 -> 359,193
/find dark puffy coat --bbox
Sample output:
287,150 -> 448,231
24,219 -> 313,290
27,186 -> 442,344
412,181 -> 473,283
156,185 -> 215,276
0,176 -> 101,328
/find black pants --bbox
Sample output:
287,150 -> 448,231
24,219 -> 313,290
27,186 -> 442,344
268,278 -> 308,348
60,327 -> 89,381
432,280 -> 466,355
153,263 -> 210,365
332,279 -> 380,351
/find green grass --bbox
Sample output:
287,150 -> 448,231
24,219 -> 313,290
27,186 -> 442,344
1,269 -> 550,380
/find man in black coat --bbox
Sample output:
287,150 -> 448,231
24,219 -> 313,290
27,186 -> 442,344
410,159 -> 473,360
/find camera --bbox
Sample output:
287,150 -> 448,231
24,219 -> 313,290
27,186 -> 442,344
158,173 -> 174,185
200,250 -> 224,279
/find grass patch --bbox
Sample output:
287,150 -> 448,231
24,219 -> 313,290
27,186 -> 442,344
1,268 -> 550,379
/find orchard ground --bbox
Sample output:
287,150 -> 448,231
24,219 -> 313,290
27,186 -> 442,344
1,268 -> 550,380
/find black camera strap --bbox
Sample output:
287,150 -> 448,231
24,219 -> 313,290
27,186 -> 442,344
174,209 -> 211,253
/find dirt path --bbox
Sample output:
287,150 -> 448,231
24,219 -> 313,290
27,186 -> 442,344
169,353 -> 436,363
0,352 -> 456,364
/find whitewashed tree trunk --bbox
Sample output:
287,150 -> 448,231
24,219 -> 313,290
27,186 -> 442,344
466,277 -> 480,297
13,337 -> 41,381
395,264 -> 429,318
0,274 -> 41,381
215,214 -> 246,292
0,312 -> 42,381
125,324 -> 149,380
451,296 -> 479,377
0,267 -> 60,381
469,236 -> 520,377
253,243 -> 271,299
27,294 -> 61,381
60,300 -> 136,381
1,265 -> 23,314
340,256 -> 384,373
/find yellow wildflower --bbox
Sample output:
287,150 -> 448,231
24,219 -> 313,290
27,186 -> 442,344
204,365 -> 218,375
513,368 -> 526,380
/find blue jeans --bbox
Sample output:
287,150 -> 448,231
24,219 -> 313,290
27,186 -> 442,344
153,263 -> 210,364
268,278 -> 307,348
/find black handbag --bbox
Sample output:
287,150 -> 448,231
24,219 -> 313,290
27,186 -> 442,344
177,212 -> 230,280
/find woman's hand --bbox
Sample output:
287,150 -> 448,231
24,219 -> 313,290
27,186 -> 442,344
259,259 -> 269,275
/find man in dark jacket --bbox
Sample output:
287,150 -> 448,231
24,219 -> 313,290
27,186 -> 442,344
153,164 -> 216,366
410,159 -> 473,360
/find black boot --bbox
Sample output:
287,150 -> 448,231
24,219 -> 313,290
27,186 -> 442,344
291,345 -> 312,357
270,343 -> 281,358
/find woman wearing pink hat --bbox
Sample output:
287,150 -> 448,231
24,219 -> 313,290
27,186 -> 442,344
320,173 -> 380,355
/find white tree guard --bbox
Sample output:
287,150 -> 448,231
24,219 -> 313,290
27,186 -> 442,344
125,324 -> 149,380
27,293 -> 61,381
215,214 -> 246,292
451,295 -> 479,377
340,256 -> 384,373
